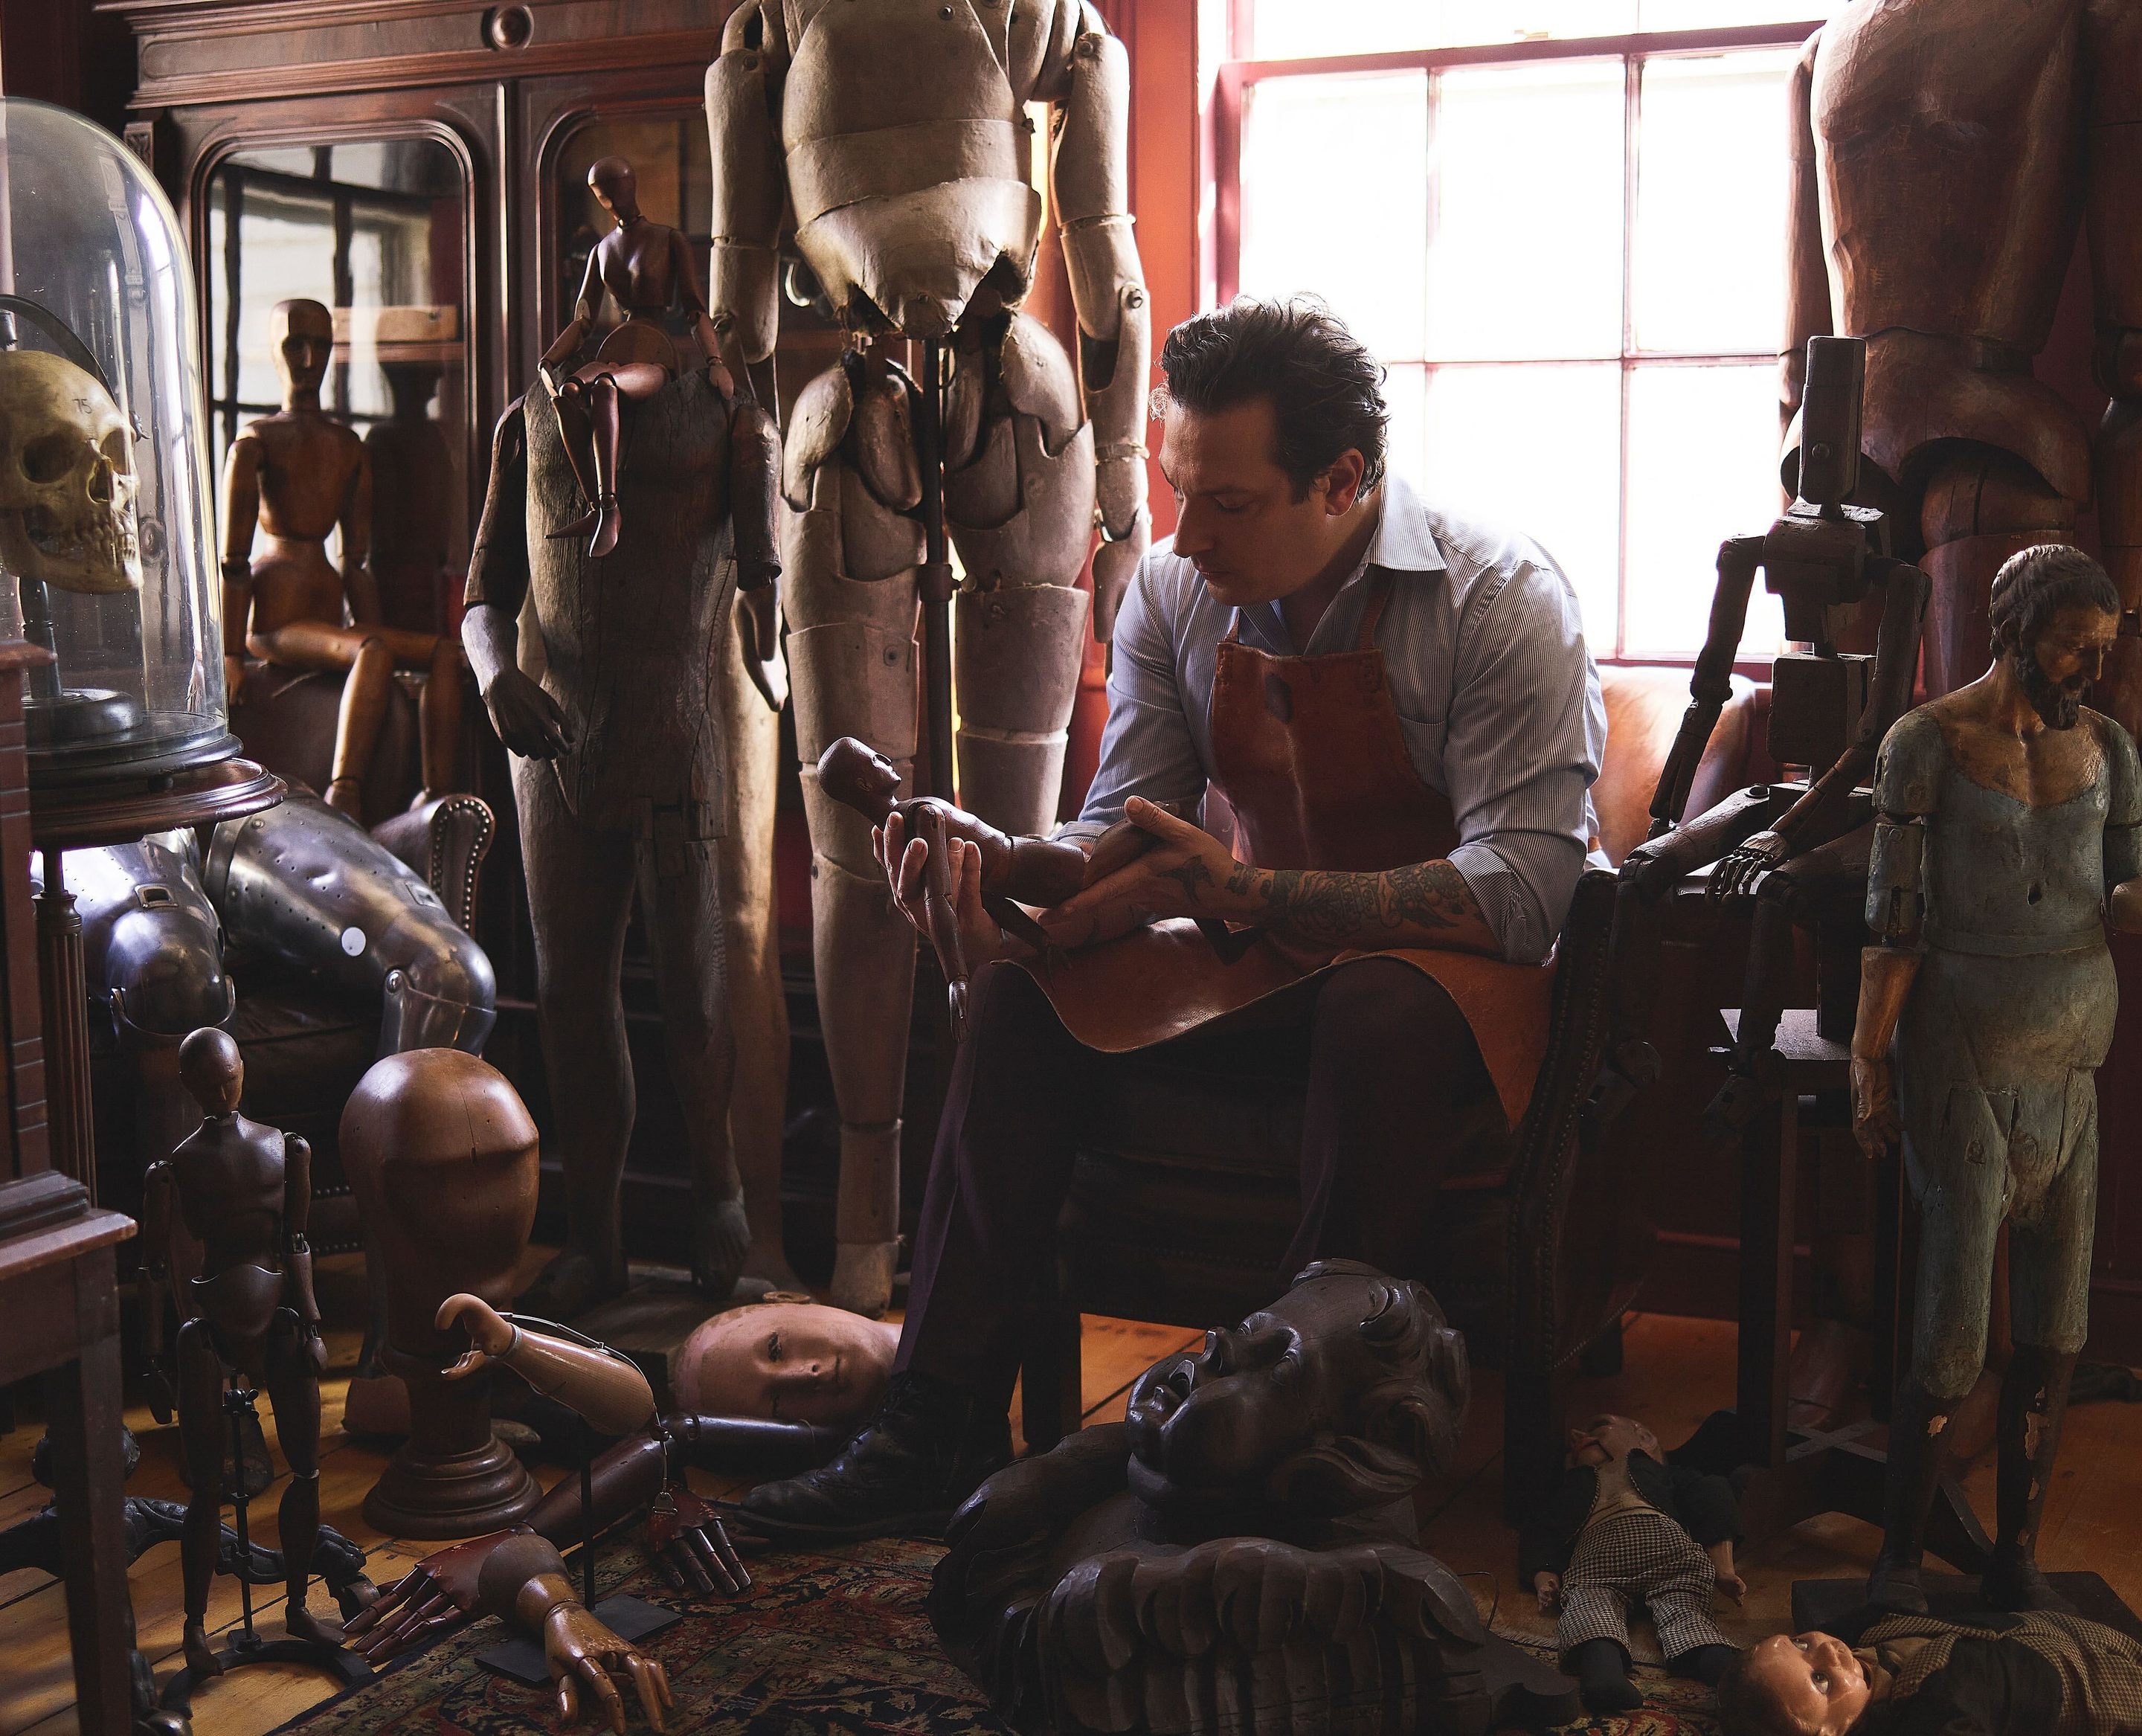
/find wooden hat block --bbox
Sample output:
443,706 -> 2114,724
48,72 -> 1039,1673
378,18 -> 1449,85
340,1049 -> 541,1537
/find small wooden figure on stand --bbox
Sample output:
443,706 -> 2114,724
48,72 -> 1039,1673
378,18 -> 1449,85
221,297 -> 466,817
817,735 -> 1254,1038
1852,546 -> 2142,1616
139,1028 -> 356,1687
1519,1414 -> 1742,1714
539,156 -> 730,562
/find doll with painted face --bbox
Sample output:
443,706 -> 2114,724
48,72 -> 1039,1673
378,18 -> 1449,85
1717,1607 -> 2142,1736
1518,1412 -> 1743,1714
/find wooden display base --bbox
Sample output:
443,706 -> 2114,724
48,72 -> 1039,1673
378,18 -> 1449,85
1791,1571 -> 2141,1642
361,1354 -> 538,1539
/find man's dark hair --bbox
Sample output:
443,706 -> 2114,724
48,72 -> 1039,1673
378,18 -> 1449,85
1157,296 -> 1389,499
1988,544 -> 2120,652
1714,1648 -> 1810,1736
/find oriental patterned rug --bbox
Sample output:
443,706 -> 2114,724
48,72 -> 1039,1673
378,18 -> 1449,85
272,1537 -> 1721,1736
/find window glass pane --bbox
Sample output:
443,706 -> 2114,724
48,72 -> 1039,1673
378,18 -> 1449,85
1631,49 -> 1797,355
1425,61 -> 1624,361
1622,363 -> 1786,658
1240,71 -> 1427,361
1383,361 -> 1428,504
1420,363 -> 1621,652
1250,0 -> 1638,57
1637,0 -> 1824,31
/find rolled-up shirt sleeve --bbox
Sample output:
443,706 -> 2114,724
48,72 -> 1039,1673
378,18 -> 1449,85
1443,557 -> 1604,964
1065,557 -> 1209,845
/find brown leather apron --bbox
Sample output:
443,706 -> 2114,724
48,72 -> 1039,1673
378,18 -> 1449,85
1023,576 -> 1556,1128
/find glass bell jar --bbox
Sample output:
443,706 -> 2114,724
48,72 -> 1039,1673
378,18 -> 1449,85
0,98 -> 235,790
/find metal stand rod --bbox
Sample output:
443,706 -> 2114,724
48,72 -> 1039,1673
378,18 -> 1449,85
226,1384 -> 257,1646
916,337 -> 955,802
579,1453 -> 596,1611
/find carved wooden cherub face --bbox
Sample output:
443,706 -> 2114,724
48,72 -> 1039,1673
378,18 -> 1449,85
271,300 -> 333,401
672,1300 -> 898,1427
1123,1259 -> 1469,1519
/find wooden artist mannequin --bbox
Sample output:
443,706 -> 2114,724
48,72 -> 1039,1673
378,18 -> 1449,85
221,297 -> 466,816
139,1029 -> 340,1675
1850,547 -> 2142,1616
538,155 -> 727,562
709,0 -> 1152,1314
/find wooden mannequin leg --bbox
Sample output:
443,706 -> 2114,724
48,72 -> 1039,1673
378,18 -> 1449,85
328,636 -> 397,817
417,637 -> 466,798
173,1321 -> 227,1677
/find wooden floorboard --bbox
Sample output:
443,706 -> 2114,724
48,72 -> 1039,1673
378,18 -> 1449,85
8,1307 -> 2142,1734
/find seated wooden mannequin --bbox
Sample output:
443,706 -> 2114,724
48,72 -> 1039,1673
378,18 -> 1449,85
222,298 -> 464,819
540,155 -> 730,560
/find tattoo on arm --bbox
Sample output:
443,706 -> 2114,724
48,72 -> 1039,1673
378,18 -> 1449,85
1244,860 -> 1497,953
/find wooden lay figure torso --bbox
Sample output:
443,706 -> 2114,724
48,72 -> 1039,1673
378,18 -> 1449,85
222,298 -> 465,817
234,408 -> 368,642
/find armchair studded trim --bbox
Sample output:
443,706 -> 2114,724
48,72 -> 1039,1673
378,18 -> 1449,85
422,795 -> 495,934
1500,868 -> 1647,1518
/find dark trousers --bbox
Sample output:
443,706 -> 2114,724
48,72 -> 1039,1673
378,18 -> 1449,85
894,954 -> 1499,1409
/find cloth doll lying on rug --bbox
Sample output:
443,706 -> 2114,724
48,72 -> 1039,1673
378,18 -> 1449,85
1717,1605 -> 2142,1736
1519,1412 -> 1744,1713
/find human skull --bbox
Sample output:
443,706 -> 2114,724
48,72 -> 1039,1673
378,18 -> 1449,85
0,350 -> 142,594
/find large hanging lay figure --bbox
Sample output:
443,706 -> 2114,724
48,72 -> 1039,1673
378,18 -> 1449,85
464,179 -> 783,1315
705,0 -> 1153,1314
1850,547 -> 2142,1616
140,1029 -> 344,1676
222,298 -> 466,817
739,300 -> 1604,1542
1784,0 -> 2142,726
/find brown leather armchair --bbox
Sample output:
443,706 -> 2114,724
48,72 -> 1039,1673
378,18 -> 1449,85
219,660 -> 494,1256
1017,665 -> 1764,1520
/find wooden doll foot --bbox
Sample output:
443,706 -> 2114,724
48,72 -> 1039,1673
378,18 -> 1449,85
182,1620 -> 223,1679
325,777 -> 365,817
586,495 -> 620,559
286,1601 -> 346,1648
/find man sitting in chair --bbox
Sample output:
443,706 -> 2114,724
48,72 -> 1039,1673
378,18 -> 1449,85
744,296 -> 1607,1542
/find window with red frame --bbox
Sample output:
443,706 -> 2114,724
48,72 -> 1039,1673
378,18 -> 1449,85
1217,2 -> 1826,662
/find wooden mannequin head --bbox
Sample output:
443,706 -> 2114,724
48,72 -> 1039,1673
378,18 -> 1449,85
269,299 -> 333,410
587,156 -> 641,228
177,1026 -> 242,1116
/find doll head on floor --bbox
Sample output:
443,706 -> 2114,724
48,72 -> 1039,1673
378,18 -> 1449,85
672,1297 -> 901,1427
1715,1631 -> 1878,1736
1566,1413 -> 1662,1468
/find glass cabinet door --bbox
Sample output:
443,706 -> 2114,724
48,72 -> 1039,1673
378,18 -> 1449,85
204,138 -> 472,635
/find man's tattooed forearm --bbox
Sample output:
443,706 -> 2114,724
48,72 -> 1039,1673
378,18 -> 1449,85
1244,861 -> 1491,949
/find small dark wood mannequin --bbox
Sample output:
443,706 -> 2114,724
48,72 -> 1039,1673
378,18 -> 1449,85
222,298 -> 466,816
339,1049 -> 543,1537
815,735 -> 1247,1029
539,156 -> 729,561
139,1028 -> 339,1676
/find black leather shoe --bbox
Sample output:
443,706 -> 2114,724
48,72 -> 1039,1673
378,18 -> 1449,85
737,1372 -> 1011,1543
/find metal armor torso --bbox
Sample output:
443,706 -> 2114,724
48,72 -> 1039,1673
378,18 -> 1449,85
522,372 -> 734,829
1809,0 -> 2091,498
779,0 -> 1047,335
